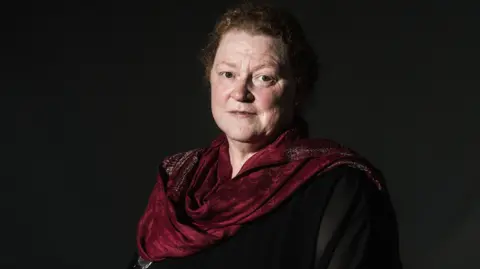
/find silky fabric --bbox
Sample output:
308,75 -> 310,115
129,167 -> 402,269
136,120 -> 383,262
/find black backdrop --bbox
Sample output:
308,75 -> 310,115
3,1 -> 480,268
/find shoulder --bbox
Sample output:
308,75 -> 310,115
293,137 -> 346,150
323,166 -> 378,191
313,165 -> 399,235
291,137 -> 384,191
308,165 -> 396,230
312,166 -> 402,268
313,165 -> 379,198
161,148 -> 204,175
287,137 -> 359,162
159,135 -> 226,176
304,165 -> 389,220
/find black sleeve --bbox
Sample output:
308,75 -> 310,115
314,167 -> 402,269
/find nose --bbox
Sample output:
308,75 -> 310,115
230,78 -> 254,102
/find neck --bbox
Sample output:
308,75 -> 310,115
227,139 -> 265,178
225,118 -> 298,178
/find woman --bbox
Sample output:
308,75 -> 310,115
129,3 -> 402,269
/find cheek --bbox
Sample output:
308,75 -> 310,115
256,88 -> 285,110
256,87 -> 296,120
210,80 -> 228,106
257,95 -> 277,110
210,78 -> 221,98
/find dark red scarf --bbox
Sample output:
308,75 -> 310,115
136,120 -> 383,261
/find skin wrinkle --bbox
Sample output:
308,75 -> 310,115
210,30 -> 297,177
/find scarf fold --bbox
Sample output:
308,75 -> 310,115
136,119 -> 383,261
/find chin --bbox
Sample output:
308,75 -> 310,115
222,126 -> 259,143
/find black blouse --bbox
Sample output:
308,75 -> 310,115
129,166 -> 402,269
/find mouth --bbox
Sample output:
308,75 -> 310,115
229,111 -> 256,117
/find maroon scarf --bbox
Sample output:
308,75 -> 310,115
136,120 -> 383,261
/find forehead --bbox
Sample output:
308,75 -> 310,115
215,30 -> 286,63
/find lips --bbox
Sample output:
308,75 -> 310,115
229,111 -> 256,116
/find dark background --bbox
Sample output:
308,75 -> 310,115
3,0 -> 480,268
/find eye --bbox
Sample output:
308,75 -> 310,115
253,74 -> 277,87
259,75 -> 274,82
219,71 -> 235,79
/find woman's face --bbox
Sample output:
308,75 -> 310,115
210,30 -> 296,145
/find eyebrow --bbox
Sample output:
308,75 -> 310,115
216,61 -> 237,69
215,61 -> 280,71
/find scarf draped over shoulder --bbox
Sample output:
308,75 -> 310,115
136,120 -> 384,261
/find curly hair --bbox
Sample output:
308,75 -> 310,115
200,2 -> 319,98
